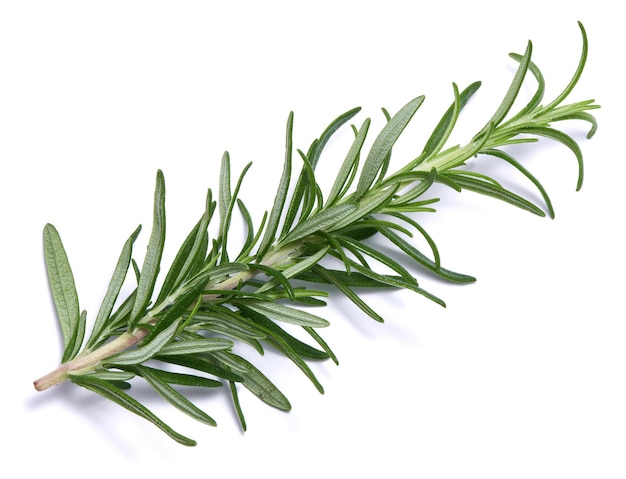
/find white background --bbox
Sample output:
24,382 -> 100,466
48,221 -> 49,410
1,1 -> 624,477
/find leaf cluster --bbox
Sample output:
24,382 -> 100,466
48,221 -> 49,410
36,22 -> 599,446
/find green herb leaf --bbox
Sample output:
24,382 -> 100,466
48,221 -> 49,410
278,203 -> 358,247
128,365 -> 222,388
129,170 -> 166,328
327,118 -> 371,206
129,365 -> 217,427
355,95 -> 424,199
236,300 -> 330,328
476,41 -> 532,138
257,112 -> 294,257
156,192 -> 212,304
43,224 -> 81,362
157,338 -> 234,356
88,226 -> 142,350
72,374 -> 197,446
235,357 -> 291,411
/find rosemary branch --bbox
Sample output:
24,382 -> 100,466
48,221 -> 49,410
34,22 -> 599,446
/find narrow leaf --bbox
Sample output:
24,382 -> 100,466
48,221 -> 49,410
378,227 -> 476,283
257,112 -> 294,257
235,357 -> 291,411
130,170 -> 166,327
211,351 -> 253,374
158,338 -> 234,356
483,148 -> 554,218
278,203 -> 358,247
355,96 -> 425,199
218,151 -> 232,236
220,161 -> 253,262
313,265 -> 385,323
293,148 -> 320,224
419,82 -> 481,160
303,326 -> 338,365
43,223 -> 81,361
506,54 -> 545,121
518,126 -> 584,190
242,307 -> 329,360
65,310 -> 87,362
347,258 -> 446,307
310,106 -> 362,168
295,269 -> 398,288
131,366 -> 223,388
72,369 -> 136,382
476,41 -> 532,138
88,226 -> 142,349
229,382 -> 247,431
327,118 -> 371,206
440,171 -> 545,216
72,375 -> 196,446
156,354 -> 243,383
543,22 -> 589,112
237,300 -> 330,327
236,198 -> 266,260
160,188 -> 215,303
132,365 -> 217,426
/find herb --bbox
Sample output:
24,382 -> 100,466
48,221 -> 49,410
33,22 -> 598,446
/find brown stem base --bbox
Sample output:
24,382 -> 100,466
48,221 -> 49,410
33,328 -> 148,391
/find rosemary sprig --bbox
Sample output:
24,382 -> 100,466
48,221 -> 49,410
33,22 -> 598,446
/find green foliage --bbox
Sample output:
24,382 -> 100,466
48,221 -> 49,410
35,23 -> 599,446
43,224 -> 85,362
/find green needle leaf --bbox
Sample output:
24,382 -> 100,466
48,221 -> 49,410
219,152 -> 232,236
518,126 -> 585,190
355,95 -> 425,199
419,82 -> 481,161
257,112 -> 294,257
327,118 -> 371,206
157,338 -> 234,356
88,226 -> 142,350
235,357 -> 291,411
230,381 -> 247,431
476,41 -> 532,138
72,374 -> 197,446
312,265 -> 385,323
65,310 -> 87,362
127,365 -> 223,388
130,170 -> 166,328
237,300 -> 330,328
130,365 -> 217,427
278,203 -> 358,247
43,224 -> 81,362
544,21 -> 589,112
